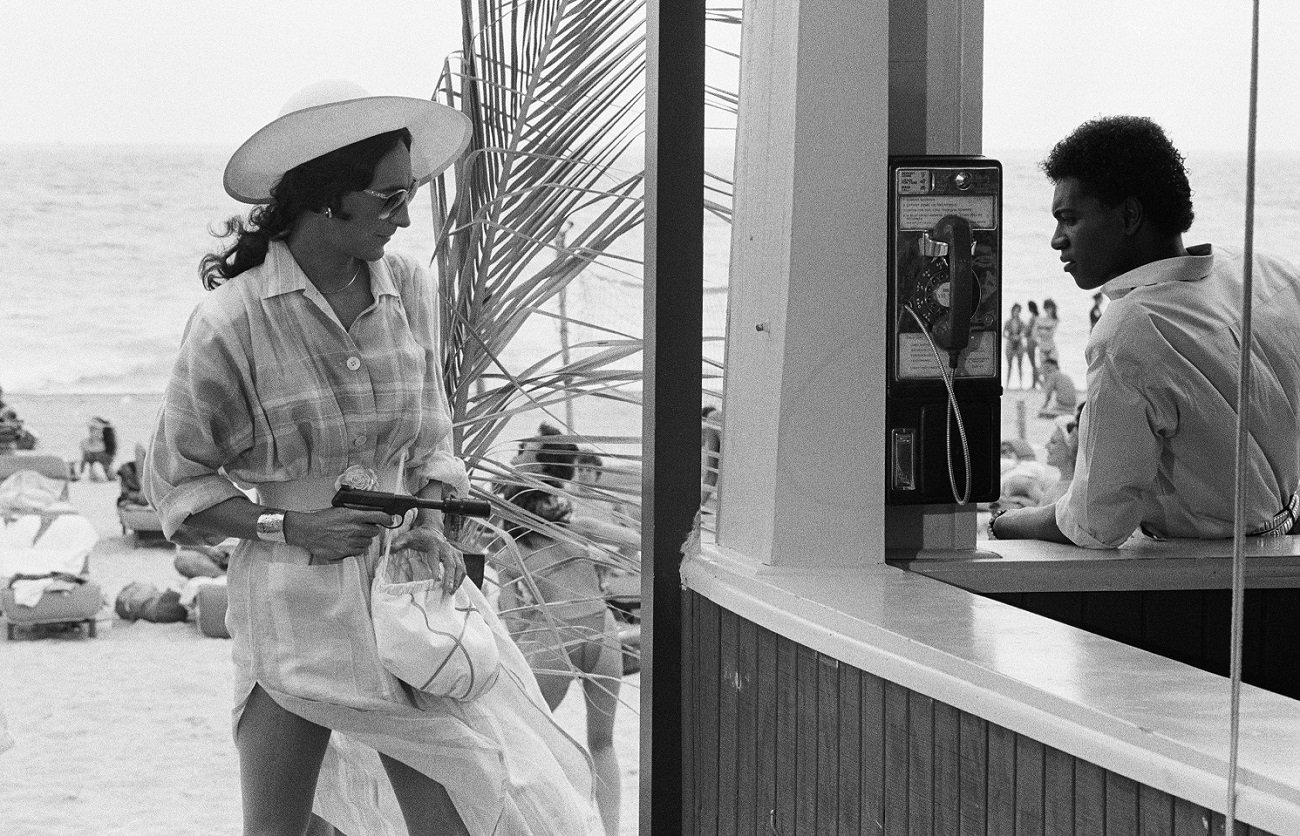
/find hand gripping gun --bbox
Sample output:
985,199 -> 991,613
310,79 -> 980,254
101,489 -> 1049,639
331,486 -> 493,529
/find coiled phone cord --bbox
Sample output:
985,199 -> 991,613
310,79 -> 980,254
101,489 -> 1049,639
903,304 -> 972,505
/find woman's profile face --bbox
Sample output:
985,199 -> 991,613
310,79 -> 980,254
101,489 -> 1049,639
335,141 -> 414,262
1044,424 -> 1077,471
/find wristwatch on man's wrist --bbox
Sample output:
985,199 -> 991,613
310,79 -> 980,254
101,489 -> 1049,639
256,510 -> 287,544
987,508 -> 1007,540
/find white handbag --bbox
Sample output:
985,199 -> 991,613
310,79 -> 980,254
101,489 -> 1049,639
371,548 -> 501,701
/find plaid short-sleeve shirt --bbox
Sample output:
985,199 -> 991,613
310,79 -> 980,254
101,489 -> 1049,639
145,242 -> 468,537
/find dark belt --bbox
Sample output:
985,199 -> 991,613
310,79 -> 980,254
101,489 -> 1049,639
1249,490 -> 1300,537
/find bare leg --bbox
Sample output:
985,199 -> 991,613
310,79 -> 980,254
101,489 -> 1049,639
380,753 -> 470,836
580,610 -> 624,836
235,684 -> 332,836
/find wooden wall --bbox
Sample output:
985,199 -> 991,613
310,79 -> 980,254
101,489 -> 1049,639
986,589 -> 1300,701
683,590 -> 1277,836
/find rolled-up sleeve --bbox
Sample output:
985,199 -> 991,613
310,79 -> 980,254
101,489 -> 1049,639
1055,352 -> 1165,548
143,305 -> 255,539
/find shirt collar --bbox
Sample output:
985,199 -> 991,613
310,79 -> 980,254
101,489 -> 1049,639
1101,243 -> 1214,300
260,240 -> 399,300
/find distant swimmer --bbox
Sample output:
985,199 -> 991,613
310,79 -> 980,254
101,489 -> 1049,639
991,116 -> 1300,547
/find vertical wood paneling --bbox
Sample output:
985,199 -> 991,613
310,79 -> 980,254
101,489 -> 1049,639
883,680 -> 911,835
1021,591 -> 1084,627
932,702 -> 961,836
907,692 -> 935,836
1142,590 -> 1205,667
987,722 -> 1017,835
860,672 -> 886,836
1138,781 -> 1174,835
683,591 -> 1283,836
1014,736 -> 1045,836
1172,795 -> 1207,836
734,615 -> 759,836
1260,590 -> 1300,696
816,654 -> 841,835
775,630 -> 798,836
1082,591 -> 1144,644
837,661 -> 862,836
696,595 -> 720,834
683,590 -> 696,836
1074,759 -> 1107,835
755,626 -> 779,836
716,606 -> 739,836
958,711 -> 988,835
1106,771 -> 1139,836
1044,745 -> 1075,836
795,644 -> 820,833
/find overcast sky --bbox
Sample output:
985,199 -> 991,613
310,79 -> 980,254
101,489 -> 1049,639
1,0 -> 1295,153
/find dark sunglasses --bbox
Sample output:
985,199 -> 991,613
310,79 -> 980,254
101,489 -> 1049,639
361,179 -> 420,220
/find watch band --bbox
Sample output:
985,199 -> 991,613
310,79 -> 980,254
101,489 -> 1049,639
256,511 -> 287,544
987,508 -> 1007,540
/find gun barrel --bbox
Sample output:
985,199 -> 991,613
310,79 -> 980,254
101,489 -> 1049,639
331,487 -> 492,518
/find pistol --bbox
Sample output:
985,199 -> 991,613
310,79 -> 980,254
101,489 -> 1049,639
331,486 -> 493,528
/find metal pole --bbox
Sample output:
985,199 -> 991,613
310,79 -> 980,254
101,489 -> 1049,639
643,0 -> 705,832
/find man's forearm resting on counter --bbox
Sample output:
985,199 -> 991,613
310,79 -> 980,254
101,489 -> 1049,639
991,502 -> 1075,545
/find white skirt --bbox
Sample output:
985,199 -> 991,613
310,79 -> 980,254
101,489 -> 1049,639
226,475 -> 601,836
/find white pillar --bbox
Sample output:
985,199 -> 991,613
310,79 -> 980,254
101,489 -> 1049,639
716,0 -> 889,566
717,0 -> 985,566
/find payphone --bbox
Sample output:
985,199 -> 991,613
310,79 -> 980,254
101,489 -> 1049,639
886,157 -> 1002,505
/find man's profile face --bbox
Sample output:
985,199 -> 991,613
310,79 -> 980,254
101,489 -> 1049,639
1050,177 -> 1129,290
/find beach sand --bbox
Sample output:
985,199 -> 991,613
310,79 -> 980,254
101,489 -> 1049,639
0,388 -> 1056,834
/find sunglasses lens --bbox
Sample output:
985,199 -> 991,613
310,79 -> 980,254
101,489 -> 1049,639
380,182 -> 419,218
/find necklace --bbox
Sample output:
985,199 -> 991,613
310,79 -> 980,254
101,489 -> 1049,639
318,263 -> 361,295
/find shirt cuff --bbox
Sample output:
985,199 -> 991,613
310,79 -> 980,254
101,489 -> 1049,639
153,474 -> 247,541
1054,497 -> 1125,549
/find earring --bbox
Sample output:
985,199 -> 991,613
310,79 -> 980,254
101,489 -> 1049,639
322,207 -> 333,219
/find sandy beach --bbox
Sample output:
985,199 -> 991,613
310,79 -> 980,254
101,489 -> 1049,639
0,391 -> 642,836
0,387 -> 1059,834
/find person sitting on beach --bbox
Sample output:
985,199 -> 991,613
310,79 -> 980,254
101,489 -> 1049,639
0,385 -> 34,453
1037,357 -> 1077,417
991,116 -> 1300,547
77,417 -> 116,481
494,423 -> 623,835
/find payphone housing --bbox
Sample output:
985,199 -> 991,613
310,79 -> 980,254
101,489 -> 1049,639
886,157 -> 1002,505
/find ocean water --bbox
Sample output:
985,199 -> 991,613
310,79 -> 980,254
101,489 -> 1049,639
2,142 -> 1298,395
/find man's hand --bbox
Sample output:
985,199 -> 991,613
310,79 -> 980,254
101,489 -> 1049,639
990,503 -> 1073,544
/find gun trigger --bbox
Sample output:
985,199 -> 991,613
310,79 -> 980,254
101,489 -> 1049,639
384,514 -> 404,529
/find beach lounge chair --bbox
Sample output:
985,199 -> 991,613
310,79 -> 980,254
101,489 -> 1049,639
116,444 -> 164,545
0,457 -> 103,639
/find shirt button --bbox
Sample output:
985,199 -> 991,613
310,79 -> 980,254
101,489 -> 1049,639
346,356 -> 361,370
354,435 -> 367,447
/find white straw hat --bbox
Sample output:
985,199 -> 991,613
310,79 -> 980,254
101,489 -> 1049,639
223,79 -> 472,204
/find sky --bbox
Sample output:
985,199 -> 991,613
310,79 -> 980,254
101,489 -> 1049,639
0,0 -> 1296,152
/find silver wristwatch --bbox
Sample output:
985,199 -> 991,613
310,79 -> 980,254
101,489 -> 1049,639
256,511 -> 287,544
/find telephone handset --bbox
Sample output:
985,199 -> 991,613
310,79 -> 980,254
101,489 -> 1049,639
886,158 -> 1001,506
913,215 -> 975,358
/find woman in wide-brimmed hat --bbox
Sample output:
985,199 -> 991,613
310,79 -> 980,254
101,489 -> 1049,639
144,80 -> 600,836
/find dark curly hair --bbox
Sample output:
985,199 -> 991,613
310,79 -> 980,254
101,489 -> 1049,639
1041,116 -> 1194,236
199,128 -> 412,289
